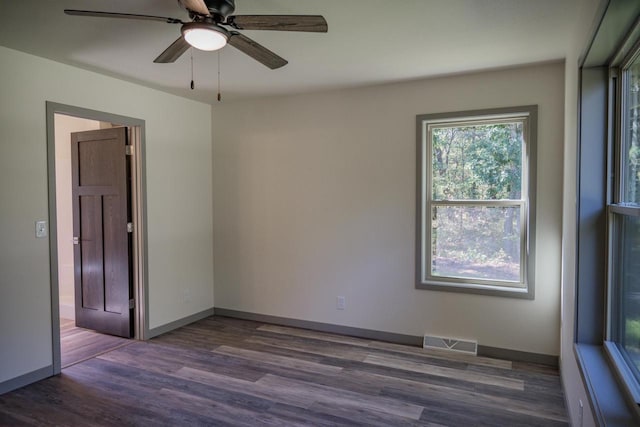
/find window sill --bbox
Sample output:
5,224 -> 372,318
574,343 -> 639,426
416,281 -> 533,299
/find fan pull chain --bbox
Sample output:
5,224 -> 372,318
217,50 -> 222,102
190,49 -> 195,90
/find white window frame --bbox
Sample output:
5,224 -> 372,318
415,106 -> 537,299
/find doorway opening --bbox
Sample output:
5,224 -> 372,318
46,102 -> 148,374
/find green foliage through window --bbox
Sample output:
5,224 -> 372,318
625,59 -> 640,204
431,122 -> 522,201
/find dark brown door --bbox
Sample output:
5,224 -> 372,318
71,127 -> 133,338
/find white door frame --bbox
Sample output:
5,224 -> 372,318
45,102 -> 149,374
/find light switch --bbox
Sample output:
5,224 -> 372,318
35,220 -> 47,238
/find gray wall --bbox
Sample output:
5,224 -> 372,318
0,46 -> 214,385
212,61 -> 565,356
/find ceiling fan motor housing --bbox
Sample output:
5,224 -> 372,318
205,0 -> 235,17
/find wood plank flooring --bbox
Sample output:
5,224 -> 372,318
60,318 -> 131,368
0,316 -> 568,426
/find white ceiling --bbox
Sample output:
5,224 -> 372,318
0,0 -> 577,103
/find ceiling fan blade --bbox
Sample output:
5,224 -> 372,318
228,33 -> 288,69
178,0 -> 210,16
154,37 -> 191,63
64,9 -> 183,24
227,15 -> 328,32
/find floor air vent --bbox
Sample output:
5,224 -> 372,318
423,335 -> 478,355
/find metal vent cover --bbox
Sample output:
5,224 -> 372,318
423,334 -> 478,355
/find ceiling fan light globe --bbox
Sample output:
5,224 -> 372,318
182,25 -> 228,51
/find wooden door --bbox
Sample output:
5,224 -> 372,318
71,127 -> 133,338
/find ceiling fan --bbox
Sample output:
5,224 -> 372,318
64,0 -> 328,69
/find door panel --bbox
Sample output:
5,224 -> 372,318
103,194 -> 128,314
71,127 -> 133,338
79,195 -> 104,310
78,139 -> 122,186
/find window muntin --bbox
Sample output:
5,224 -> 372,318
416,107 -> 535,297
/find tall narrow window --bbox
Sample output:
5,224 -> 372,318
608,51 -> 640,394
573,3 -> 640,422
416,106 -> 537,298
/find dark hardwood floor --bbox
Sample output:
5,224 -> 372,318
0,316 -> 568,426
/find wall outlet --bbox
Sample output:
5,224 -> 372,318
336,296 -> 346,310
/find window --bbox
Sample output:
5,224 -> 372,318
573,2 -> 640,424
416,106 -> 537,298
607,48 -> 640,401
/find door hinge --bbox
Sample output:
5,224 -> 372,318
127,222 -> 133,233
72,236 -> 80,245
129,299 -> 135,309
125,145 -> 134,156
